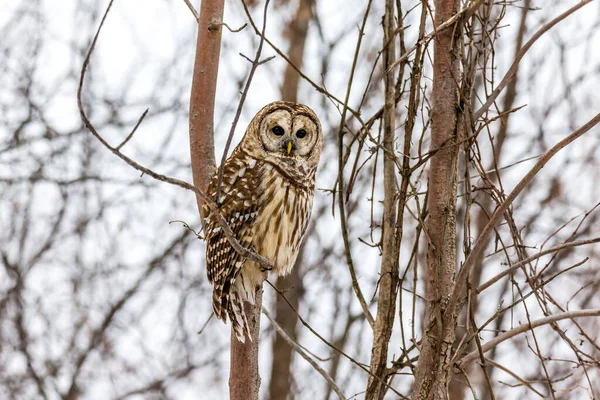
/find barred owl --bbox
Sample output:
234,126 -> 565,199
203,101 -> 322,342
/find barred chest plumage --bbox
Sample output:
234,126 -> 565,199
253,161 -> 315,276
204,101 -> 322,342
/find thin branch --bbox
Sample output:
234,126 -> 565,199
216,0 -> 270,200
77,0 -> 274,272
478,237 -> 600,293
483,358 -> 545,398
458,310 -> 600,366
449,112 -> 600,320
473,0 -> 593,120
116,108 -> 148,151
182,0 -> 199,21
335,0 -> 375,329
263,309 -> 346,400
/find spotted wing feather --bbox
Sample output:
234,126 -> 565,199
204,151 -> 259,340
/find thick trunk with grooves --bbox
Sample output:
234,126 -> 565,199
365,1 -> 398,399
412,0 -> 461,399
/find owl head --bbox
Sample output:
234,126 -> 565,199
240,101 -> 322,174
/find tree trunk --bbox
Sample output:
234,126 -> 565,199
230,288 -> 263,400
411,0 -> 461,398
189,0 -> 223,213
365,1 -> 398,398
189,1 -> 262,399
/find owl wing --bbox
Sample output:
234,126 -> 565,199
204,153 -> 259,323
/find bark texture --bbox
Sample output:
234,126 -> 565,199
189,1 -> 262,399
412,0 -> 461,398
365,1 -> 398,398
189,0 -> 223,213
230,288 -> 263,400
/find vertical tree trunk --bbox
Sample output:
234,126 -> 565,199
189,1 -> 261,399
230,289 -> 263,400
189,0 -> 223,213
365,1 -> 398,398
412,0 -> 461,399
268,2 -> 313,398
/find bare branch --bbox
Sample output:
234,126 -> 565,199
478,237 -> 600,294
77,0 -> 274,272
458,310 -> 600,366
263,309 -> 346,400
473,0 -> 593,120
450,111 -> 600,321
182,0 -> 199,21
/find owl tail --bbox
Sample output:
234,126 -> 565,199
212,282 -> 253,343
228,290 -> 252,343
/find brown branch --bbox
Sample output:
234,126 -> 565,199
230,287 -> 263,400
365,1 -> 399,398
189,0 -> 224,215
458,310 -> 600,366
449,112 -> 600,322
472,0 -> 593,121
411,0 -> 461,397
263,309 -> 346,400
477,237 -> 600,294
189,1 -> 264,398
335,0 -> 375,329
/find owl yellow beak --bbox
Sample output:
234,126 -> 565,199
286,140 -> 293,155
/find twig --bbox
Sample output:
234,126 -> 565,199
263,309 -> 346,400
216,0 -> 270,200
458,309 -> 600,366
478,237 -> 600,293
116,108 -> 148,150
182,0 -> 199,21
449,112 -> 600,322
335,0 -> 375,329
169,220 -> 204,240
216,21 -> 247,33
473,0 -> 593,120
77,0 -> 274,272
483,358 -> 545,398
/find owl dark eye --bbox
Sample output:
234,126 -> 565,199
272,126 -> 285,136
296,129 -> 307,139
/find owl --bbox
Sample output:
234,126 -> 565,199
203,101 -> 322,342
